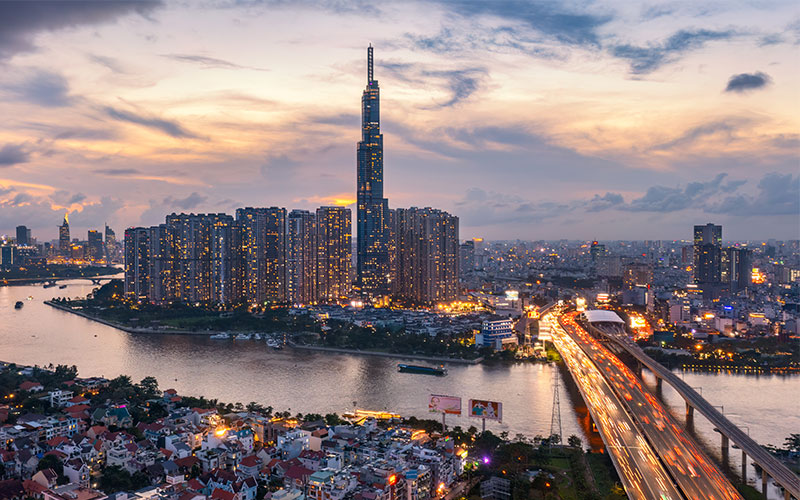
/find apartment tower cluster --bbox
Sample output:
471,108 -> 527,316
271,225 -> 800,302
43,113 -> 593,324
124,46 -> 458,307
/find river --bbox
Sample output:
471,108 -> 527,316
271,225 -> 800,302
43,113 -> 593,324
1,279 -> 798,495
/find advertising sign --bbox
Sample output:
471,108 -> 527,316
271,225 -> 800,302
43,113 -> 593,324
468,399 -> 502,422
428,394 -> 462,415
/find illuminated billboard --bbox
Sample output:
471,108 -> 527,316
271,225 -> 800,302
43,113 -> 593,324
428,394 -> 462,415
468,399 -> 502,422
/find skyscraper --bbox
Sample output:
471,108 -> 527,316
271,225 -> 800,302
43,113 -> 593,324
104,224 -> 117,262
287,209 -> 317,305
15,225 -> 29,246
316,206 -> 352,303
59,214 -> 70,256
693,223 -> 722,285
722,247 -> 752,293
356,45 -> 391,298
87,230 -> 103,261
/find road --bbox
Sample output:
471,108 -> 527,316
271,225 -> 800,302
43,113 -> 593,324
589,320 -> 800,500
546,312 -> 683,500
559,312 -> 742,500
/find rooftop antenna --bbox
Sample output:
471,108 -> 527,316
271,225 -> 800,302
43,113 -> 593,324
549,368 -> 563,446
367,44 -> 374,85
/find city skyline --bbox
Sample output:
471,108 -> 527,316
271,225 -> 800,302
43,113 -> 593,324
0,0 -> 798,241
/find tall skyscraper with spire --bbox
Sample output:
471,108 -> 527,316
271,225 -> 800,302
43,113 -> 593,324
356,45 -> 391,297
58,213 -> 70,256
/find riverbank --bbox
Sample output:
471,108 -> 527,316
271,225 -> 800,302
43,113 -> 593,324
45,300 -> 213,335
0,265 -> 119,286
289,341 -> 484,364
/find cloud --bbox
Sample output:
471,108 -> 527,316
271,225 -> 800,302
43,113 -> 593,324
651,118 -> 748,151
0,1 -> 161,59
379,61 -> 486,107
94,168 -> 141,176
709,173 -> 799,215
585,192 -> 624,211
161,53 -> 269,71
724,72 -> 771,93
5,70 -> 73,107
0,144 -> 30,166
165,192 -> 208,210
624,173 -> 731,212
611,29 -> 736,74
104,106 -> 197,138
429,0 -> 611,47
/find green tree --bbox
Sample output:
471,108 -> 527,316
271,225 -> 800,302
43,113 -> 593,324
567,435 -> 583,448
137,376 -> 160,398
37,454 -> 64,476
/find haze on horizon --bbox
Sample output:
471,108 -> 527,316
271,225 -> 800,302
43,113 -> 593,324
0,0 -> 797,242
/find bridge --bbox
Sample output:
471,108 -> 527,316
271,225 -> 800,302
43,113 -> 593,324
580,312 -> 800,500
42,276 -> 111,287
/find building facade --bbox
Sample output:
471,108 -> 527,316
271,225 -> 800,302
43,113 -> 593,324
356,45 -> 391,297
316,206 -> 352,303
287,209 -> 317,305
59,214 -> 70,256
693,223 -> 723,285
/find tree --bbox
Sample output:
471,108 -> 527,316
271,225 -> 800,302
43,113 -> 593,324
246,402 -> 263,413
785,434 -> 800,453
324,413 -> 342,426
37,454 -> 64,477
567,435 -> 583,448
138,376 -> 160,398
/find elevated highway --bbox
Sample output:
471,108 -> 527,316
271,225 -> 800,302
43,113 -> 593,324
584,315 -> 800,500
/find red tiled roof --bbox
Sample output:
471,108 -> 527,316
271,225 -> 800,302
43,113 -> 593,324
210,488 -> 235,500
284,465 -> 313,481
239,455 -> 260,467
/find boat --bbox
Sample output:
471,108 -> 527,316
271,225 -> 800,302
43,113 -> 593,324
58,284 -> 67,289
43,283 -> 56,289
253,333 -> 262,340
14,301 -> 24,309
397,364 -> 447,376
209,333 -> 230,339
234,333 -> 252,340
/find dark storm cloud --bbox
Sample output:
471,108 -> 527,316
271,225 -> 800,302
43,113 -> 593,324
104,106 -> 197,139
611,29 -> 736,74
94,168 -> 141,176
724,72 -> 771,93
161,54 -> 269,71
0,1 -> 161,59
0,143 -> 30,166
430,0 -> 611,46
6,70 -> 73,107
585,192 -> 624,211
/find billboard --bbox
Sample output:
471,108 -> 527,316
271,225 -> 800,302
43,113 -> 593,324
428,394 -> 462,415
468,399 -> 502,422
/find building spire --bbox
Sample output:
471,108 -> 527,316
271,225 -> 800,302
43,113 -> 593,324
367,44 -> 373,85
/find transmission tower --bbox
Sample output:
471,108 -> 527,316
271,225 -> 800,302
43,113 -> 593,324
549,368 -> 563,444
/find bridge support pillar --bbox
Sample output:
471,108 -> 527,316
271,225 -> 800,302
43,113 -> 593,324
655,376 -> 662,392
762,469 -> 768,497
741,450 -> 747,483
721,434 -> 729,463
685,402 -> 694,425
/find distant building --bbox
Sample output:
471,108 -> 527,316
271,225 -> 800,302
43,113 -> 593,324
58,214 -> 70,256
87,230 -> 103,261
104,224 -> 116,262
693,223 -> 722,285
459,240 -> 475,276
596,255 -> 622,278
722,247 -> 752,292
124,227 -> 150,301
0,245 -> 14,270
16,225 -> 29,246
623,262 -> 653,290
590,241 -> 606,263
476,319 -> 517,350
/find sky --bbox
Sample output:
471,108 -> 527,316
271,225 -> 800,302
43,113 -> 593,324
0,0 -> 798,242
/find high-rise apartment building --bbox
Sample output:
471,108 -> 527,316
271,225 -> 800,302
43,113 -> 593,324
459,240 -> 475,276
124,227 -> 150,301
58,214 -> 70,256
316,206 -> 352,303
590,241 -> 606,263
693,223 -> 722,284
287,209 -> 317,305
356,45 -> 391,297
87,230 -> 103,261
623,262 -> 653,290
393,207 -> 459,303
236,207 -> 287,305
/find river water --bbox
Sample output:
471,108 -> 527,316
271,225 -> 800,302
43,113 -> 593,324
1,279 -> 798,495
